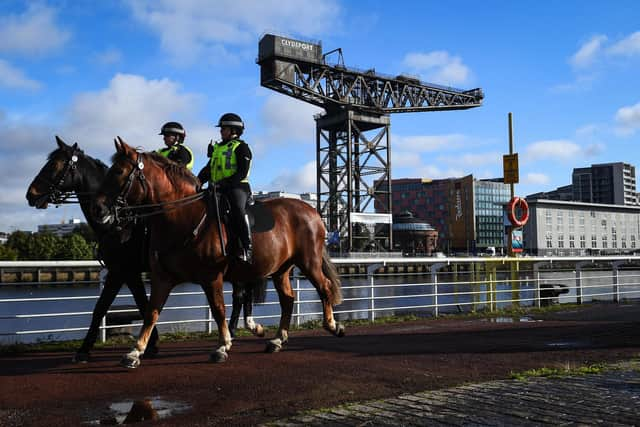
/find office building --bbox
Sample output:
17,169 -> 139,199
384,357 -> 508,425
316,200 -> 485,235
37,219 -> 85,236
572,162 -> 637,205
523,199 -> 640,256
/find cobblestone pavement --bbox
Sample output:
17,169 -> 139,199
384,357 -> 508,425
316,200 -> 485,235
267,362 -> 640,426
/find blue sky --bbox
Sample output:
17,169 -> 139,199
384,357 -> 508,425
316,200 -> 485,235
2,1 -> 640,232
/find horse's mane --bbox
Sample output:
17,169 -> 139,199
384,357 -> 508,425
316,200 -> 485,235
111,150 -> 200,189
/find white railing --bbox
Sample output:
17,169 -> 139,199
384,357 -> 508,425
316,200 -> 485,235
2,255 -> 640,344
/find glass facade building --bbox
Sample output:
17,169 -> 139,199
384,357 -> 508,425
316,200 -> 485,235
474,179 -> 511,248
376,175 -> 511,254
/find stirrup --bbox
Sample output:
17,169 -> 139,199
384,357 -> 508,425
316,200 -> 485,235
241,247 -> 253,263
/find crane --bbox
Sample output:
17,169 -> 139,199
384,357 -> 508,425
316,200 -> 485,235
258,34 -> 483,252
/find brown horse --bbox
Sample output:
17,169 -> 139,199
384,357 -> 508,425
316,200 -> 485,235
93,138 -> 344,368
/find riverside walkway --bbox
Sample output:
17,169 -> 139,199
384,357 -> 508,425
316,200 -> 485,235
1,303 -> 639,426
268,361 -> 640,426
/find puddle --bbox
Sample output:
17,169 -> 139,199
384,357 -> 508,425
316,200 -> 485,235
482,316 -> 541,323
545,341 -> 587,349
84,397 -> 191,425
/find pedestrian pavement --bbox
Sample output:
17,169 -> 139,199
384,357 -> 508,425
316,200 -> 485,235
265,361 -> 640,426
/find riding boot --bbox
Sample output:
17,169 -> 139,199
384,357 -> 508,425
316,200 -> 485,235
240,214 -> 253,263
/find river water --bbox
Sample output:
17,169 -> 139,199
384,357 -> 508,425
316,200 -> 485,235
2,268 -> 639,344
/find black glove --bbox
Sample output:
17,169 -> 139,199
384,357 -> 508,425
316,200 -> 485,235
207,141 -> 214,158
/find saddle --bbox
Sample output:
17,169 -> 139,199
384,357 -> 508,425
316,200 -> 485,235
193,189 -> 275,251
216,193 -> 275,233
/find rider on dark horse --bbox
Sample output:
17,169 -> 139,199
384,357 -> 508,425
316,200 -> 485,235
197,113 -> 253,264
156,121 -> 194,170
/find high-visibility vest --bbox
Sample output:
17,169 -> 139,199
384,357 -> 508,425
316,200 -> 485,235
209,140 -> 250,183
157,144 -> 194,170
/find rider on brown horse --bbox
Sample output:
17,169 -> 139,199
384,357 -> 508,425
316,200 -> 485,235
197,113 -> 253,264
157,121 -> 194,171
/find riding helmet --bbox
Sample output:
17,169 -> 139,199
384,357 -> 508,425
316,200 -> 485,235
216,113 -> 244,130
159,122 -> 186,141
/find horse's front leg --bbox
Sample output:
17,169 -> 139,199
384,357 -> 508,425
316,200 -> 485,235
120,275 -> 171,369
126,273 -> 159,357
73,270 -> 122,363
202,272 -> 231,363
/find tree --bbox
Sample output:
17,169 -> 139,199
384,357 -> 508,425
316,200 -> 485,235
29,232 -> 61,260
0,244 -> 18,260
73,223 -> 97,244
56,233 -> 94,260
6,231 -> 33,259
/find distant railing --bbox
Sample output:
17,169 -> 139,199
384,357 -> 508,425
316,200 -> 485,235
1,255 -> 640,344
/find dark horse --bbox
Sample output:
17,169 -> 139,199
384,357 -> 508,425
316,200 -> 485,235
25,137 -> 264,363
93,138 -> 344,368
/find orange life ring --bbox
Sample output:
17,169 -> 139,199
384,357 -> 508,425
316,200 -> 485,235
507,196 -> 529,227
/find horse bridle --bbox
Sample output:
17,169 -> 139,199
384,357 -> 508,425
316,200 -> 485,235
34,145 -> 82,205
111,151 -> 149,225
108,151 -> 204,226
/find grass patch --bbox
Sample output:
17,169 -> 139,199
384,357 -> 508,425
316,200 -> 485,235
510,362 -> 609,380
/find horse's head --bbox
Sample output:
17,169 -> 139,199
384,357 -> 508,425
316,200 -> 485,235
92,137 -> 150,226
26,136 -> 83,209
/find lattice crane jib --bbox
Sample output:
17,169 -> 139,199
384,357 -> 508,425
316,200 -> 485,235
258,34 -> 483,252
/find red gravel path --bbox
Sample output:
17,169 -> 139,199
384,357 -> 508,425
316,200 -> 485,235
1,303 -> 639,426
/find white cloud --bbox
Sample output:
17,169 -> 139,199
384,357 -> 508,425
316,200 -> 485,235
395,134 -> 466,152
64,73 -> 204,159
438,152 -> 502,168
260,94 -> 323,145
575,123 -> 599,138
0,4 -> 70,55
525,173 -> 551,185
402,51 -> 472,86
524,140 -> 583,161
549,74 -> 597,93
608,31 -> 640,57
414,164 -> 466,180
614,101 -> 640,136
0,73 -> 214,232
570,35 -> 607,68
391,151 -> 422,169
267,161 -> 316,193
94,48 -> 122,66
128,0 -> 341,64
0,59 -> 41,90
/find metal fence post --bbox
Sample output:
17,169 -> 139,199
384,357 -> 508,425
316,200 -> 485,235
294,268 -> 301,327
431,263 -> 447,317
612,260 -> 623,303
207,308 -> 213,334
532,261 -> 548,308
99,268 -> 107,343
367,264 -> 382,322
575,260 -> 592,305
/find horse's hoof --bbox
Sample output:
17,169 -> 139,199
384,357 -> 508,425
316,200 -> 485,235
335,323 -> 346,338
265,339 -> 282,353
255,324 -> 265,338
209,349 -> 228,363
120,355 -> 141,369
72,352 -> 89,364
143,346 -> 159,358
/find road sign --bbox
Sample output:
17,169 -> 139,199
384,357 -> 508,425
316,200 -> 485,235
503,153 -> 519,184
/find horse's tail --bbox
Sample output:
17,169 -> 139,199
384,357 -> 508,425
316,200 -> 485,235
322,246 -> 343,305
251,277 -> 268,304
